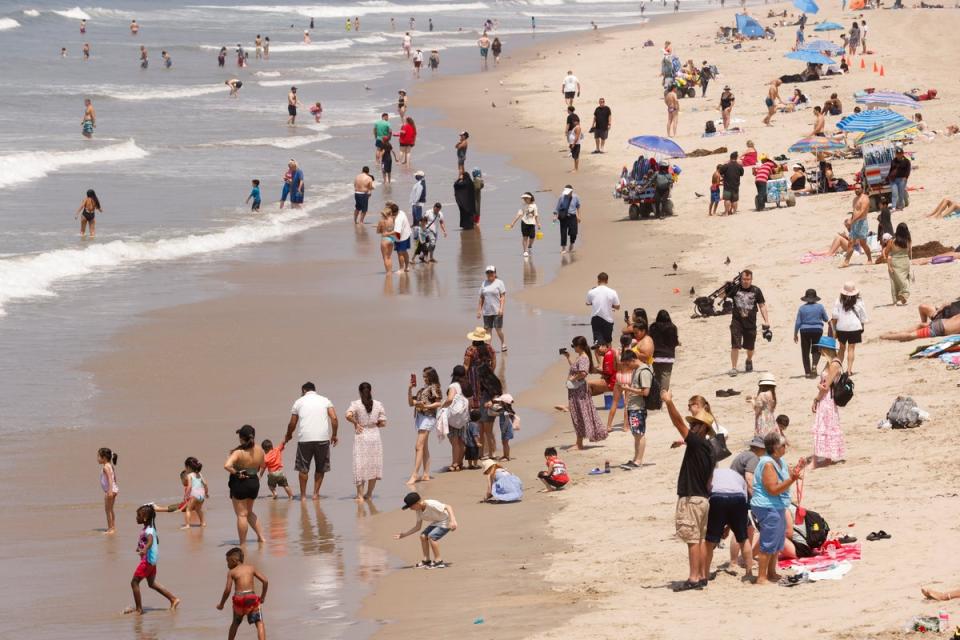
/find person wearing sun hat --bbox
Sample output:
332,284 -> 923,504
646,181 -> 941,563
811,335 -> 845,469
831,281 -> 867,375
749,374 -> 778,437
508,193 -> 541,258
661,389 -> 716,591
464,326 -> 496,423
480,458 -> 523,503
794,288 -> 830,378
477,265 -> 507,352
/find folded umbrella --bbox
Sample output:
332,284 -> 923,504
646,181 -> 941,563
785,50 -> 836,65
627,135 -> 686,158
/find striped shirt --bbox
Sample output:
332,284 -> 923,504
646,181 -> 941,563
754,162 -> 776,183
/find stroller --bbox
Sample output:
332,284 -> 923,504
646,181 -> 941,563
693,272 -> 742,318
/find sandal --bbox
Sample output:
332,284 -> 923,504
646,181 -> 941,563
588,467 -> 605,476
673,580 -> 703,592
838,535 -> 857,544
725,388 -> 741,396
715,389 -> 730,397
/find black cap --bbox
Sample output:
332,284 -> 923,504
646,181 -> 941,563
402,492 -> 421,509
236,424 -> 256,439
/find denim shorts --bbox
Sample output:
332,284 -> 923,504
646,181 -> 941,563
415,413 -> 436,432
499,415 -> 515,441
422,524 -> 449,541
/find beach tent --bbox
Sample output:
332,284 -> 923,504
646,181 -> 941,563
735,13 -> 765,39
814,21 -> 844,31
849,0 -> 866,9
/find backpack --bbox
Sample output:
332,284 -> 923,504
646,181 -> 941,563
447,384 -> 469,428
886,396 -> 922,428
555,193 -> 573,219
660,56 -> 674,78
793,508 -> 830,557
705,120 -> 717,134
641,365 -> 662,410
830,366 -> 855,407
655,172 -> 673,193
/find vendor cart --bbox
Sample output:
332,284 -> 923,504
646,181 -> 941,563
861,141 -> 898,212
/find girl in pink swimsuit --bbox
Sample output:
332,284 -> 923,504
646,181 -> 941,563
98,447 -> 119,534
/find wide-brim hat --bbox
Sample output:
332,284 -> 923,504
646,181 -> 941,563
494,394 -> 514,405
467,327 -> 492,342
815,335 -> 839,351
758,375 -> 777,387
801,288 -> 820,302
841,281 -> 859,296
685,410 -> 716,436
480,459 -> 500,475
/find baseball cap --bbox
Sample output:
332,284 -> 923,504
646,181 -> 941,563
236,424 -> 256,439
402,492 -> 421,509
485,265 -> 496,273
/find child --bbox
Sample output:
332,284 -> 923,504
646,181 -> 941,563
537,447 -> 569,492
709,164 -> 722,216
216,547 -> 268,640
309,101 -> 323,122
162,50 -> 172,69
776,414 -> 789,435
618,350 -> 652,469
393,492 -> 458,569
748,375 -> 778,436
153,470 -> 189,515
98,447 -> 119,534
489,394 -> 520,461
380,136 -> 394,183
246,179 -> 261,211
182,457 -> 208,529
125,504 -> 179,614
260,439 -> 294,499
463,409 -> 482,469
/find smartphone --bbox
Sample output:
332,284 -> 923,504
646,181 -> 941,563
559,347 -> 568,355
624,310 -> 629,323
409,373 -> 417,386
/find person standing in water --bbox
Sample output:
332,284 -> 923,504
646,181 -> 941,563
139,45 -> 148,69
83,42 -> 90,61
130,20 -> 139,35
226,78 -> 242,98
81,99 -> 96,138
354,166 -> 375,224
255,34 -> 262,59
75,189 -> 102,238
287,86 -> 303,125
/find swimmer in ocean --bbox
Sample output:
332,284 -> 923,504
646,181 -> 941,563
83,43 -> 90,61
139,45 -> 148,69
75,189 -> 102,238
226,78 -> 242,98
162,50 -> 172,69
81,99 -> 96,138
130,20 -> 139,35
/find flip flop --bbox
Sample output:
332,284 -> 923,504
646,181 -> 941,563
725,388 -> 742,396
588,468 -> 605,476
673,580 -> 702,592
715,389 -> 730,397
875,530 -> 892,539
838,535 -> 857,544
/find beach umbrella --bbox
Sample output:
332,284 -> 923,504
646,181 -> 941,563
837,108 -> 912,133
857,122 -> 918,145
855,91 -> 921,109
814,21 -> 844,31
800,39 -> 843,54
785,50 -> 836,65
788,136 -> 846,153
627,135 -> 686,158
793,0 -> 820,14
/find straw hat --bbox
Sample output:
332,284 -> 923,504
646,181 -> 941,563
841,281 -> 859,296
467,327 -> 492,342
480,459 -> 500,475
684,410 -> 716,436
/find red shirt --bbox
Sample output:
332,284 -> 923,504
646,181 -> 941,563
547,456 -> 569,484
399,123 -> 417,146
754,161 -> 776,183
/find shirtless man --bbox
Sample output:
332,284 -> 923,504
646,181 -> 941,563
880,314 -> 960,342
841,185 -> 872,267
226,78 -> 242,98
664,86 -> 680,137
81,99 -> 96,138
478,33 -> 491,69
286,86 -> 303,125
353,166 -> 376,224
216,547 -> 268,640
139,45 -> 148,69
811,106 -> 826,136
130,20 -> 139,35
762,79 -> 782,126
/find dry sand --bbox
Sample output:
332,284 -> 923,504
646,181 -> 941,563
365,4 -> 960,638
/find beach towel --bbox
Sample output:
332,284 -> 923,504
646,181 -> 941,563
778,542 -> 861,570
938,352 -> 960,366
910,335 -> 960,359
800,252 -> 835,264
701,129 -> 744,138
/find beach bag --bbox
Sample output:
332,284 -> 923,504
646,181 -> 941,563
831,369 -> 855,407
555,193 -> 573,219
886,396 -> 921,428
801,508 -> 830,552
642,365 -> 663,410
448,385 -> 469,428
705,120 -> 717,134
709,432 -> 731,461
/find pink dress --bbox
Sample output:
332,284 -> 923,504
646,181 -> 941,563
348,399 -> 385,483
812,366 -> 845,460
567,354 -> 608,442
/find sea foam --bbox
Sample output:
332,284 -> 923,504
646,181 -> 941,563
0,140 -> 148,190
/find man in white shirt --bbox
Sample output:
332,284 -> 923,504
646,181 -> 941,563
284,381 -> 338,500
389,201 -> 412,273
586,271 -> 620,346
477,265 -> 507,351
561,70 -> 580,107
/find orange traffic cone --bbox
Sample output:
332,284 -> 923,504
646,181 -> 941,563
860,57 -> 866,69
880,65 -> 885,76
872,61 -> 878,72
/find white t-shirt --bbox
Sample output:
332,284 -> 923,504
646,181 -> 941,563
586,284 -> 620,323
832,299 -> 867,332
562,74 -> 579,93
711,468 -> 748,497
393,209 -> 412,242
414,50 -> 423,63
424,209 -> 444,231
518,203 -> 538,225
291,391 -> 334,442
480,278 -> 506,316
417,499 -> 450,527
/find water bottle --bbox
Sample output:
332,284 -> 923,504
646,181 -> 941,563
604,460 -> 610,473
938,611 -> 949,632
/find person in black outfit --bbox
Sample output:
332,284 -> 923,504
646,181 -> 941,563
649,309 -> 680,390
728,269 -> 770,375
591,98 -> 612,153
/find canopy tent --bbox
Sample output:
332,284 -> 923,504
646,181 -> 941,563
785,50 -> 836,65
800,39 -> 844,54
813,21 -> 844,31
855,91 -> 922,109
793,0 -> 820,13
627,135 -> 686,158
788,136 -> 846,153
735,13 -> 765,39
837,109 -> 913,133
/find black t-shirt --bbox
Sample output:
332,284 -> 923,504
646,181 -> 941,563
889,156 -> 911,180
732,284 -> 765,328
677,431 -> 715,497
722,162 -> 744,190
566,113 -> 580,131
593,105 -> 612,129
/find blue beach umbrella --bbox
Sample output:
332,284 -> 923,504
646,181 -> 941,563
627,135 -> 686,158
837,108 -> 912,133
801,39 -> 843,54
788,136 -> 846,153
793,0 -> 820,14
857,122 -> 918,145
785,50 -> 835,65
814,21 -> 844,31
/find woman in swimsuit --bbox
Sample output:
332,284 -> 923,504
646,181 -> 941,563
376,207 -> 396,273
397,90 -> 407,118
75,189 -> 101,238
224,424 -> 266,544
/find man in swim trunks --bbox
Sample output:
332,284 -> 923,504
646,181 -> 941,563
413,49 -> 423,78
287,86 -> 302,125
217,547 -> 268,640
130,20 -> 139,35
841,185 -> 872,267
226,78 -> 242,98
354,166 -> 375,224
478,33 -> 491,69
762,79 -> 782,126
880,315 -> 960,341
561,70 -> 580,107
81,99 -> 96,138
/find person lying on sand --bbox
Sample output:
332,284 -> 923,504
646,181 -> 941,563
926,197 -> 960,218
879,313 -> 960,341
922,586 -> 960,601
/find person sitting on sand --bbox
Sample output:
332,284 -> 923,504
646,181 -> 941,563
808,231 -> 852,257
780,88 -> 808,112
480,459 -> 523,503
926,197 -> 960,218
790,163 -> 807,191
741,140 -> 758,167
823,93 -> 843,116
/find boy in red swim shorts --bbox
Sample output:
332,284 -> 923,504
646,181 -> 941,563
217,547 -> 269,640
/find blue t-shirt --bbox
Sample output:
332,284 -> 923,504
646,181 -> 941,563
144,525 -> 159,564
250,186 -> 261,202
750,456 -> 790,510
794,302 -> 829,334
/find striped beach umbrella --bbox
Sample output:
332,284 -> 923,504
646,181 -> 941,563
857,123 -> 918,146
854,91 -> 922,109
837,108 -> 912,133
788,136 -> 846,153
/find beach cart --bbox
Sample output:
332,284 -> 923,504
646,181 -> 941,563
764,177 -> 796,208
860,142 -> 897,211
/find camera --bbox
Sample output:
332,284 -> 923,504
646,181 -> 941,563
559,347 -> 568,355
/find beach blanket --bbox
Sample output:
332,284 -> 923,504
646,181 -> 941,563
910,335 -> 960,359
800,252 -> 835,264
778,542 -> 861,570
702,129 -> 744,138
938,352 -> 960,366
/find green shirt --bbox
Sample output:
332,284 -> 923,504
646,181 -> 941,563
626,365 -> 653,411
374,120 -> 392,140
